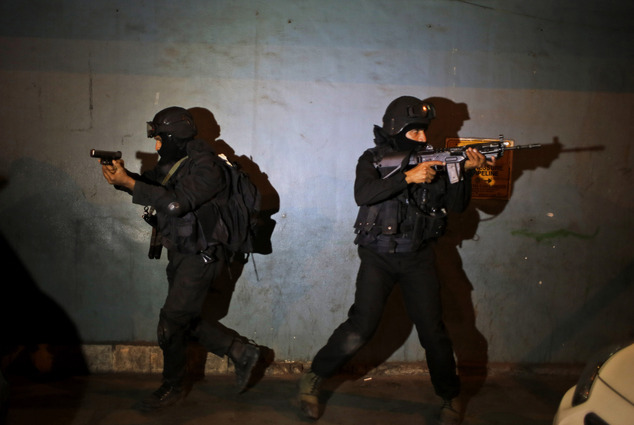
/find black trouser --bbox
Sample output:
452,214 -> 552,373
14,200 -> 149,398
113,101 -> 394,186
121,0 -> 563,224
311,244 -> 460,400
159,246 -> 236,386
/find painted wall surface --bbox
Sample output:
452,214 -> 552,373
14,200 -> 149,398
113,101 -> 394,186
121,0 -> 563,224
0,0 -> 632,365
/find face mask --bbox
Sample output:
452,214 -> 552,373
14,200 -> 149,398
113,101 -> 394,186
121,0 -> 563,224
393,131 -> 425,151
157,136 -> 188,164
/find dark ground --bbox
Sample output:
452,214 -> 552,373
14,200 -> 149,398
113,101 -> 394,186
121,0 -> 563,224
3,371 -> 577,425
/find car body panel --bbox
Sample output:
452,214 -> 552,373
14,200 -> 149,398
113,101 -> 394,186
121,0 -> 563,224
553,342 -> 634,425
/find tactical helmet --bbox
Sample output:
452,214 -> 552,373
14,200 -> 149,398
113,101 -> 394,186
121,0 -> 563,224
382,96 -> 436,136
147,106 -> 197,141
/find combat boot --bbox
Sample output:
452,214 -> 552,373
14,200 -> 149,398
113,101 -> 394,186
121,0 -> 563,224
298,369 -> 323,420
438,397 -> 462,425
139,382 -> 183,411
228,338 -> 261,393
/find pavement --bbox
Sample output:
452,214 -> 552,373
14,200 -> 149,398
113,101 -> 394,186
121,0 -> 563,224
3,369 -> 578,425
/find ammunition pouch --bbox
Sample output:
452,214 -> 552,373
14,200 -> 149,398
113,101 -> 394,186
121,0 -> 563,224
354,199 -> 447,252
419,208 -> 447,241
354,199 -> 399,246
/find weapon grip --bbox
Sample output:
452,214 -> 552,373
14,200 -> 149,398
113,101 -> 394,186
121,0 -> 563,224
90,149 -> 122,165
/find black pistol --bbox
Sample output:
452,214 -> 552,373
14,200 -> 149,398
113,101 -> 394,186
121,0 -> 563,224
90,149 -> 122,165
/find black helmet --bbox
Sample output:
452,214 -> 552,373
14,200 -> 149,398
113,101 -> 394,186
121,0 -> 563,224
147,106 -> 197,141
382,96 -> 436,136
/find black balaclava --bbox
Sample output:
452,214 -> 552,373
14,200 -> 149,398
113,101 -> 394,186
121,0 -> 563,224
393,127 -> 427,152
379,96 -> 435,152
157,135 -> 188,166
374,124 -> 428,152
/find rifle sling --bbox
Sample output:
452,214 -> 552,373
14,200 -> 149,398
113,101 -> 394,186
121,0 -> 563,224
145,156 -> 189,260
162,156 -> 189,185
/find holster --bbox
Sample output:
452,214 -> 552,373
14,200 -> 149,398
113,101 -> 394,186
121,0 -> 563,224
148,227 -> 163,259
419,211 -> 447,241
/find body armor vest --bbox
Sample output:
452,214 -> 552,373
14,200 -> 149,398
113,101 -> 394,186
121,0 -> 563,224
354,147 -> 448,253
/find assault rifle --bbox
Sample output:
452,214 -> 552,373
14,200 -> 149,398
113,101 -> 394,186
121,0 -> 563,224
90,149 -> 122,165
376,136 -> 541,183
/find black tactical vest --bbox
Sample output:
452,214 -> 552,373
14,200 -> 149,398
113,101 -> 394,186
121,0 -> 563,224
353,147 -> 449,253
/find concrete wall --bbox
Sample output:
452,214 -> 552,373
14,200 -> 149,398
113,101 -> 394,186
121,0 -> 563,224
1,0 -> 632,369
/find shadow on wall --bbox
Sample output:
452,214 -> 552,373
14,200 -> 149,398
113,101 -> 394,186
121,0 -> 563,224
189,106 -> 279,255
189,106 -> 280,216
425,97 -> 605,404
176,107 -> 279,382
0,231 -> 89,380
0,225 -> 89,425
422,97 -> 490,405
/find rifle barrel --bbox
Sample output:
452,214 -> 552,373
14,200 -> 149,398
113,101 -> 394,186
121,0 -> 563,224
507,144 -> 541,150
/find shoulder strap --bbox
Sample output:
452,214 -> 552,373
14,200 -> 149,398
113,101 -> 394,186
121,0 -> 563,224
161,156 -> 189,186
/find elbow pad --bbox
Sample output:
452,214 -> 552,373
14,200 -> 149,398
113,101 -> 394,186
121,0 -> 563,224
167,201 -> 182,216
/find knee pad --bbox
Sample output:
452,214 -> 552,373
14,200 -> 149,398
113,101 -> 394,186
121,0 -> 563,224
157,311 -> 181,349
342,332 -> 365,356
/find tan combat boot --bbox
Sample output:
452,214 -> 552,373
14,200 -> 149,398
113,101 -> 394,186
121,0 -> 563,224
438,397 -> 462,425
298,369 -> 323,419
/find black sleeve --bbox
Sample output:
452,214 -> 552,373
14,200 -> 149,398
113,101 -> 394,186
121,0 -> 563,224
132,154 -> 226,216
354,150 -> 408,206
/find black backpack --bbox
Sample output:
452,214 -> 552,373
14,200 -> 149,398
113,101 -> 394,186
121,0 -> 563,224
206,154 -> 274,258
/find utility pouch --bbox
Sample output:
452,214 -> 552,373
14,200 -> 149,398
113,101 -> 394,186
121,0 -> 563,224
421,208 -> 448,241
354,201 -> 399,235
381,199 -> 399,235
354,205 -> 377,233
354,204 -> 382,246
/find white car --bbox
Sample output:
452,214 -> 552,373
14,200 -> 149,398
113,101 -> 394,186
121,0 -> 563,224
553,341 -> 634,425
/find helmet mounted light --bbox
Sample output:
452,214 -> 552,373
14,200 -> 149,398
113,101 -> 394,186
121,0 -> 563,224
409,102 -> 436,120
382,96 -> 436,136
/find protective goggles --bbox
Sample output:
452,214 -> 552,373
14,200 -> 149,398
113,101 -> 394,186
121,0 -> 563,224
147,122 -> 159,138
